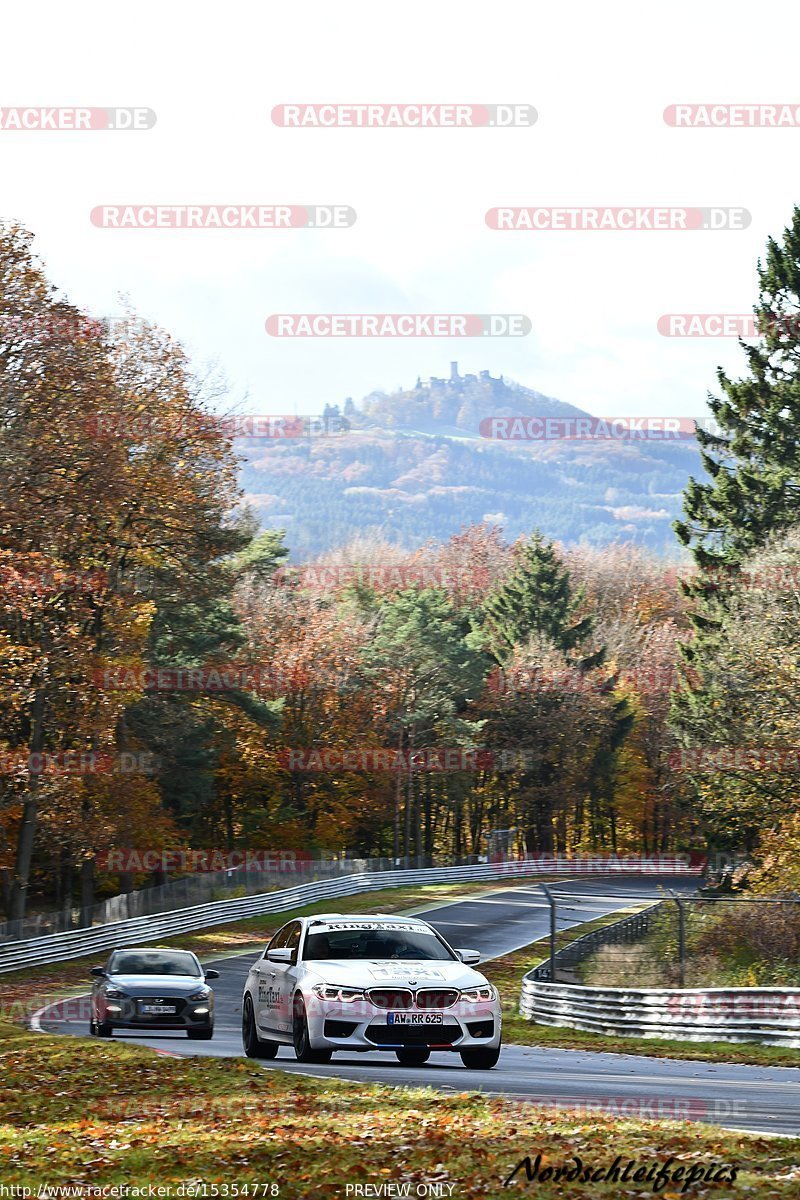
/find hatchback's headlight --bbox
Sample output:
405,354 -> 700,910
104,987 -> 127,999
188,990 -> 209,1002
312,985 -> 364,1003
459,985 -> 496,1002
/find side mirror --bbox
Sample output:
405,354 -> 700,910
267,947 -> 294,964
204,969 -> 220,980
456,949 -> 481,965
90,966 -> 106,978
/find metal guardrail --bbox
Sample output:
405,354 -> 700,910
0,855 -> 414,941
519,979 -> 800,1046
520,902 -> 800,1047
0,852 -> 703,942
0,856 -> 701,974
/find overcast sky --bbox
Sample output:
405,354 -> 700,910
4,0 -> 800,420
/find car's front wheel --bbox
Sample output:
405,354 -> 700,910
292,995 -> 332,1064
242,996 -> 278,1059
187,1026 -> 214,1040
395,1047 -> 430,1066
459,1045 -> 501,1070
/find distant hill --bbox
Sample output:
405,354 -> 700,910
352,364 -> 587,436
237,365 -> 702,560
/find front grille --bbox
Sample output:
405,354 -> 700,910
466,1019 -> 495,1039
368,988 -> 414,1010
324,1019 -> 358,1038
416,989 -> 459,1009
366,1023 -> 461,1047
367,988 -> 459,1010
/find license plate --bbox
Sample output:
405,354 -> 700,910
387,1012 -> 444,1025
140,1004 -> 176,1014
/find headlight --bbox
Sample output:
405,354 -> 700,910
188,990 -> 209,1002
460,985 -> 496,1003
311,985 -> 364,1003
104,987 -> 127,999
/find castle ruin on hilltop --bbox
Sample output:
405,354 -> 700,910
415,362 -> 504,391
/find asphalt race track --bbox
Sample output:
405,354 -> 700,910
35,876 -> 800,1136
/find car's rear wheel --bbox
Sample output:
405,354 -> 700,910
459,1046 -> 501,1070
395,1047 -> 430,1066
292,995 -> 332,1064
187,1026 -> 214,1040
242,996 -> 278,1059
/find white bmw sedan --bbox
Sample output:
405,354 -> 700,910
241,913 -> 502,1068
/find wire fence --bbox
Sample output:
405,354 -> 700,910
534,890 -> 800,989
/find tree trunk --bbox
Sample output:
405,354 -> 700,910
79,856 -> 95,928
8,688 -> 46,927
393,730 -> 403,863
9,793 -> 38,929
60,851 -> 74,929
423,775 -> 433,861
403,726 -> 415,867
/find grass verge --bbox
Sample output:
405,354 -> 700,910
0,1026 -> 798,1194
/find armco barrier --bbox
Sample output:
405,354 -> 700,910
520,888 -> 800,1046
519,978 -> 800,1047
0,856 -> 701,974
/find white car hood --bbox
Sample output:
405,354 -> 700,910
306,958 -> 487,990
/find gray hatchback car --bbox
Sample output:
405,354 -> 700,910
90,947 -> 219,1039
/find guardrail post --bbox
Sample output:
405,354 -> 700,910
675,895 -> 686,987
542,885 -> 557,982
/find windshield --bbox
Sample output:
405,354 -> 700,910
108,950 -> 202,977
303,926 -> 455,961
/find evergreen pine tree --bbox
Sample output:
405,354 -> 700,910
483,531 -> 601,665
676,206 -> 800,574
673,207 -> 800,739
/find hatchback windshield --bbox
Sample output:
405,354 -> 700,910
108,950 -> 202,977
304,926 -> 455,961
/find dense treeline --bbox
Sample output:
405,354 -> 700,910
3,213 -> 800,919
238,435 -> 695,559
